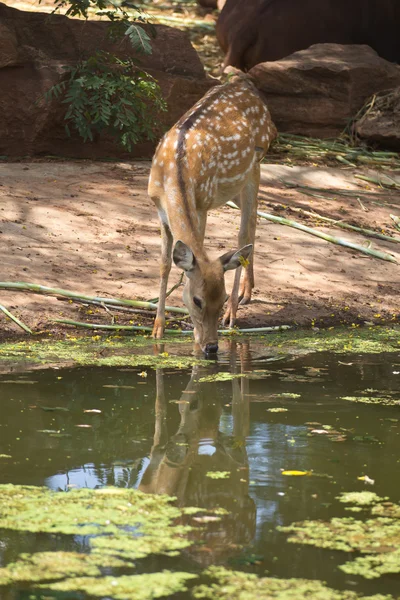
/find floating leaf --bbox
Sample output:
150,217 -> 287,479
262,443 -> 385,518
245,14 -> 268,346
281,470 -> 312,477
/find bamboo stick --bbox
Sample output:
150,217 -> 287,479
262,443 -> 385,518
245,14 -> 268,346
274,133 -> 400,167
354,174 -> 400,190
55,319 -> 291,335
291,208 -> 400,243
0,304 -> 33,334
227,202 -> 397,263
57,296 -> 159,317
390,215 -> 400,231
282,181 -> 380,197
0,282 -> 189,315
54,319 -> 192,334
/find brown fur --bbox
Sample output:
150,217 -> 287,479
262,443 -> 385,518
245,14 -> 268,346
149,77 -> 277,352
217,0 -> 400,71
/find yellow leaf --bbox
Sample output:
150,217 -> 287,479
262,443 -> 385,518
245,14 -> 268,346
281,470 -> 312,476
239,255 -> 250,268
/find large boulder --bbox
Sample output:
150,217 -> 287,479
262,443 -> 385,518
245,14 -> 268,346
0,3 -> 217,159
249,44 -> 400,138
354,88 -> 400,149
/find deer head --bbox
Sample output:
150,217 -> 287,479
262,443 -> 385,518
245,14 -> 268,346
173,240 -> 253,355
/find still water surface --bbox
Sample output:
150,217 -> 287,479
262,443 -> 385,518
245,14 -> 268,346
0,340 -> 399,597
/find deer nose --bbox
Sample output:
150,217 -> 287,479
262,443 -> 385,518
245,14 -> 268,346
205,342 -> 218,355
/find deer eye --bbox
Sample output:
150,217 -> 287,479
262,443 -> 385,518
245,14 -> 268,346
193,296 -> 202,309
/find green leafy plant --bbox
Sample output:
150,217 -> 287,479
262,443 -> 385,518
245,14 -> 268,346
42,0 -> 165,149
46,51 -> 166,150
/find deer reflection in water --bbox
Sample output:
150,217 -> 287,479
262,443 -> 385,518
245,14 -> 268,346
138,340 -> 256,565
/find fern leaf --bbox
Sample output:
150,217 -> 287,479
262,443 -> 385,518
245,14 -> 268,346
124,24 -> 152,55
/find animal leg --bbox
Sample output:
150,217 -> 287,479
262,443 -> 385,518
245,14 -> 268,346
223,164 -> 260,326
239,163 -> 259,304
152,217 -> 173,339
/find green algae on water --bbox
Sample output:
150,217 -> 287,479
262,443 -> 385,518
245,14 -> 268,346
0,484 -> 196,598
279,492 -> 400,580
39,571 -> 197,600
0,336 -> 209,371
337,492 -> 388,506
0,551 -> 127,585
199,372 -> 247,382
192,566 -> 393,600
341,395 -> 400,406
340,548 -> 400,579
2,326 -> 400,371
205,471 -> 231,479
279,516 -> 400,553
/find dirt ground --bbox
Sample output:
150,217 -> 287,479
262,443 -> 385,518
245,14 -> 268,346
1,159 -> 400,339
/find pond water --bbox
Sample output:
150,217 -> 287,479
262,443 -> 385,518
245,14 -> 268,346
0,337 -> 399,598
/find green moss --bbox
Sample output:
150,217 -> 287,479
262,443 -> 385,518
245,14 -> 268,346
39,571 -> 197,599
192,566 -> 392,600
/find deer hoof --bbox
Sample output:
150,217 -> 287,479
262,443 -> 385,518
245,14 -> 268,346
222,304 -> 237,328
239,294 -> 251,306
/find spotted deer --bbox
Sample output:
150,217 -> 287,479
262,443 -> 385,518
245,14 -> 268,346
149,70 -> 277,354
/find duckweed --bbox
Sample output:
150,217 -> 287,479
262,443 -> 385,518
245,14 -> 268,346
192,566 -> 393,599
39,571 -> 197,600
337,492 -> 388,506
341,396 -> 400,406
0,484 -> 196,597
279,492 -> 400,580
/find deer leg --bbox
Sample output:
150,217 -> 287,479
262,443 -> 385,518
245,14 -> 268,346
152,217 -> 173,339
239,163 -> 260,304
223,164 -> 260,326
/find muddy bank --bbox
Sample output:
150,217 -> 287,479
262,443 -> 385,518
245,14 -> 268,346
1,160 -> 399,339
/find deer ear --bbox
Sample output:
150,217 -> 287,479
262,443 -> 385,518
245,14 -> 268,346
173,240 -> 196,272
220,244 -> 253,272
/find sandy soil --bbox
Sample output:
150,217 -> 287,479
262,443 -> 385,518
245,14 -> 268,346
1,159 -> 400,339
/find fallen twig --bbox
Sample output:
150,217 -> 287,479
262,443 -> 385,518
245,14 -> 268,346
148,272 -> 184,304
0,303 -> 33,334
227,202 -> 397,263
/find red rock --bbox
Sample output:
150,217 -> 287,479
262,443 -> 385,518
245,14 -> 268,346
249,44 -> 400,138
0,3 -> 217,159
